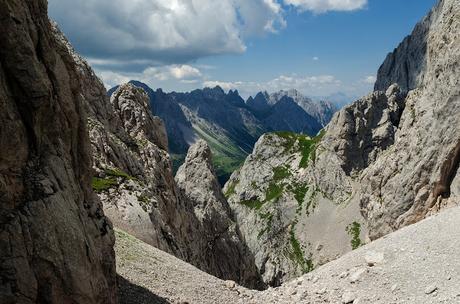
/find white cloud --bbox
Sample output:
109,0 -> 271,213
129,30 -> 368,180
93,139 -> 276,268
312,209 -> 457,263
312,56 -> 320,61
284,0 -> 367,13
97,64 -> 204,89
49,0 -> 286,68
202,74 -> 342,98
363,75 -> 377,84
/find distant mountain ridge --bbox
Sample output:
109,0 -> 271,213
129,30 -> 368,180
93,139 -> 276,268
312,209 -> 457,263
109,82 -> 337,183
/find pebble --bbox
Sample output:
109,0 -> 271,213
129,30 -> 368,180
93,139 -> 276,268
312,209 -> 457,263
342,291 -> 357,303
391,284 -> 398,292
424,284 -> 438,295
349,268 -> 367,283
365,251 -> 385,267
225,280 -> 236,289
339,271 -> 349,279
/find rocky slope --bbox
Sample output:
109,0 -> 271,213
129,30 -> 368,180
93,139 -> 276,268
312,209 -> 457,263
225,0 -> 459,286
116,206 -> 460,304
0,1 -> 116,303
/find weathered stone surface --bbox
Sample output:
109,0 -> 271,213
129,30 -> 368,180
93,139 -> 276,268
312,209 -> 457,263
176,140 -> 263,289
360,0 -> 460,239
225,131 -> 365,286
0,1 -> 116,303
373,3 -> 437,92
226,0 -> 460,285
55,25 -> 263,287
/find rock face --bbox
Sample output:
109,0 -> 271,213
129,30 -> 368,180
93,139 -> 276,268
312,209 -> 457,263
224,129 -> 366,286
109,82 -> 337,184
56,26 -> 262,287
0,1 -> 116,303
226,0 -> 459,285
53,25 -> 192,259
361,0 -> 460,239
175,140 -> 263,289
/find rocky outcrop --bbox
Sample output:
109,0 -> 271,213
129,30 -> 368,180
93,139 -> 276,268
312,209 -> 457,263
373,1 -> 445,92
224,130 -> 366,286
175,140 -> 263,289
324,84 -> 406,175
55,25 -> 262,287
226,0 -> 460,285
0,1 -> 116,303
360,0 -> 460,239
53,25 -> 194,259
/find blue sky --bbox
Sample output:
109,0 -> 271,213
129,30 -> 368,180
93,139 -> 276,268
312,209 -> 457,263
49,0 -> 436,100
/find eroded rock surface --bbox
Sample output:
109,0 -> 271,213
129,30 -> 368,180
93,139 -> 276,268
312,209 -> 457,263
226,0 -> 459,285
0,1 -> 116,303
360,0 -> 460,239
55,25 -> 262,287
176,140 -> 263,289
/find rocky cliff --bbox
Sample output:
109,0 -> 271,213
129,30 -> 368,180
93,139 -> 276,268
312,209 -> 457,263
225,0 -> 459,286
175,140 -> 263,289
0,0 -> 116,303
109,82 -> 336,185
361,0 -> 460,239
53,18 -> 262,288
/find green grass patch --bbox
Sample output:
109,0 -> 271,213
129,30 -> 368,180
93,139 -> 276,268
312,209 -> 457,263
291,183 -> 309,206
298,130 -> 325,168
346,222 -> 362,250
92,167 -> 135,193
104,168 -> 135,180
272,166 -> 292,181
224,179 -> 239,198
92,177 -> 117,192
273,130 -> 325,169
265,183 -> 284,202
287,222 -> 314,274
240,199 -> 264,210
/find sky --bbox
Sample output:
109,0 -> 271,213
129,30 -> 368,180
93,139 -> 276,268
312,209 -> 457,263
49,0 -> 437,100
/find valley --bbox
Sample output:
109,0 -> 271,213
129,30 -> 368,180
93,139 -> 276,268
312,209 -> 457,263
0,0 -> 458,303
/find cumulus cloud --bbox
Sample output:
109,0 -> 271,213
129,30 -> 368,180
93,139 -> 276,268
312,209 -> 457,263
363,75 -> 377,84
202,74 -> 342,98
98,64 -> 204,89
49,0 -> 285,69
284,0 -> 367,13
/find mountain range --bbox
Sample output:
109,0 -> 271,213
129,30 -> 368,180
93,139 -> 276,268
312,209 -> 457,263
2,0 -> 459,303
109,83 -> 337,184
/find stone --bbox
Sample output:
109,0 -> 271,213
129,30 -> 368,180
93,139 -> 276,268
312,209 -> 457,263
425,284 -> 438,295
349,268 -> 367,283
365,251 -> 385,267
176,140 -> 264,289
342,291 -> 357,303
225,280 -> 236,289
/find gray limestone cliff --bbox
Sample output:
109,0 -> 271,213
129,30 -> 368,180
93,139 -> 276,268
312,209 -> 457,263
361,0 -> 460,239
54,25 -> 262,287
226,0 -> 459,285
176,140 -> 264,289
0,1 -> 116,303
